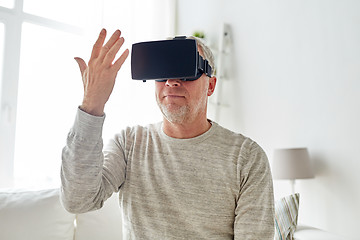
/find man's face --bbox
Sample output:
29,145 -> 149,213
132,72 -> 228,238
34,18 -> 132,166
155,74 -> 209,124
155,48 -> 216,124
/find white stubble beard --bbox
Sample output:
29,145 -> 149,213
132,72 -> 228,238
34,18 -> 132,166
157,101 -> 190,124
156,88 -> 208,124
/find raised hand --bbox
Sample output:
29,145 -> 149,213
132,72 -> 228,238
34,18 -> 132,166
75,29 -> 129,116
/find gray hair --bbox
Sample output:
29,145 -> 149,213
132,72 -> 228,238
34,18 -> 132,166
187,36 -> 216,77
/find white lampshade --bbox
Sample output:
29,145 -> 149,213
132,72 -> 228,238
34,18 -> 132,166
272,148 -> 314,180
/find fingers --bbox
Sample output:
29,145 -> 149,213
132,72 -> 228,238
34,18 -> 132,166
90,29 -> 107,59
103,37 -> 125,66
90,29 -> 127,69
76,29 -> 129,116
98,30 -> 121,61
74,57 -> 87,77
114,48 -> 130,71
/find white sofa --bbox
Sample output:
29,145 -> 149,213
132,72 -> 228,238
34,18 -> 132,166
0,188 -> 348,240
294,225 -> 350,240
0,188 -> 122,240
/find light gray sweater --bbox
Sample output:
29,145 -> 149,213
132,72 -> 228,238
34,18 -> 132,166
61,108 -> 274,239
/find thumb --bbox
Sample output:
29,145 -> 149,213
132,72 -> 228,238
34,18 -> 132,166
74,57 -> 87,77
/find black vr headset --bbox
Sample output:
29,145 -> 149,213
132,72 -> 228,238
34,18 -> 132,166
131,36 -> 212,82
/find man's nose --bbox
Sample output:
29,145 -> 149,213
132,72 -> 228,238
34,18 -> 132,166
165,79 -> 182,87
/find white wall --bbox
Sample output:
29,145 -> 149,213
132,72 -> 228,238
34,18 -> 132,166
177,0 -> 360,238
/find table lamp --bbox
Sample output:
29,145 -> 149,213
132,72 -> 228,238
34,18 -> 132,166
272,148 -> 314,194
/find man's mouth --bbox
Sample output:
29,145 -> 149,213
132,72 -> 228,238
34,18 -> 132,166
165,95 -> 185,98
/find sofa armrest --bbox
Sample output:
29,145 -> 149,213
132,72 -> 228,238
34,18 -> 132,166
0,188 -> 75,240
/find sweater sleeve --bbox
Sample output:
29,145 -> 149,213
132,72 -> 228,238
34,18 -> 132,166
234,140 -> 275,239
60,108 -> 126,214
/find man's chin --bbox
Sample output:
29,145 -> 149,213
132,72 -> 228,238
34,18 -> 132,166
158,104 -> 190,124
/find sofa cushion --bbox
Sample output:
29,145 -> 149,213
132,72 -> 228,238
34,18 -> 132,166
75,192 -> 123,240
274,193 -> 300,240
0,188 -> 75,240
294,225 -> 347,240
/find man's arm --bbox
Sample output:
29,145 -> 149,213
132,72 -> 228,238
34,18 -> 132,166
61,108 -> 110,213
234,141 -> 275,239
60,29 -> 129,213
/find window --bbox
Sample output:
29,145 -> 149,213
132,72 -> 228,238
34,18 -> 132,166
13,23 -> 86,188
1,0 -> 175,189
0,22 -> 4,96
1,0 -> 14,9
23,0 -> 98,27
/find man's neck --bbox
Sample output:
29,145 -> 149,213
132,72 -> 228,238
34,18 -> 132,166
162,118 -> 212,139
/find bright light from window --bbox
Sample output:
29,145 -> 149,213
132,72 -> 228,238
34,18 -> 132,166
23,0 -> 99,26
14,22 -> 87,189
13,21 -> 163,189
10,0 -> 172,189
0,23 -> 4,98
0,0 -> 14,9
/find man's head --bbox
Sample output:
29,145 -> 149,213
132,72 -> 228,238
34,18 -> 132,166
155,37 -> 217,125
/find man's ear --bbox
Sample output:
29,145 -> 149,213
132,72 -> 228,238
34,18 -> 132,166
207,76 -> 217,96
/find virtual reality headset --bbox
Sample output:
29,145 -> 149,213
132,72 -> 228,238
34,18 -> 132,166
131,36 -> 212,82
